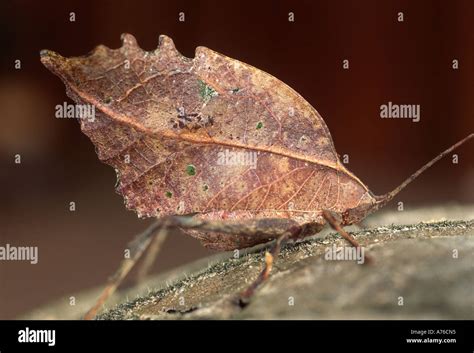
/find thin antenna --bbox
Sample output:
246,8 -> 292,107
375,133 -> 473,208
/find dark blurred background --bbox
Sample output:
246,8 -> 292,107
0,0 -> 472,319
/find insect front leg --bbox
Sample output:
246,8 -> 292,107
322,210 -> 373,264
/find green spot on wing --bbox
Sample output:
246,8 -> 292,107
198,79 -> 218,102
186,164 -> 196,176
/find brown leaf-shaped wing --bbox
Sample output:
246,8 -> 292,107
40,34 -> 374,225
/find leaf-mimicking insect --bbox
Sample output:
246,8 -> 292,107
40,34 -> 473,319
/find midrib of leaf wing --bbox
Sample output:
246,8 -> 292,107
67,83 -> 370,194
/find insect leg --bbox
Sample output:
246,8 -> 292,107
238,226 -> 301,307
167,216 -> 302,306
322,210 -> 373,264
238,231 -> 294,307
134,229 -> 169,284
83,219 -> 170,320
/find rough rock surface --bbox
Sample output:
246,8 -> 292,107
21,205 -> 474,320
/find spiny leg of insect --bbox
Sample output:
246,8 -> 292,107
134,230 -> 169,284
83,220 -> 170,320
85,216 -> 299,319
322,210 -> 373,265
238,226 -> 301,307
168,216 -> 303,307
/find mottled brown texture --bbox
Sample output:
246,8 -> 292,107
19,208 -> 474,320
40,34 -> 470,251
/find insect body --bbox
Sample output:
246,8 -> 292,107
40,34 -> 473,319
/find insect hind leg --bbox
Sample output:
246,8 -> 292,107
83,219 -> 170,320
